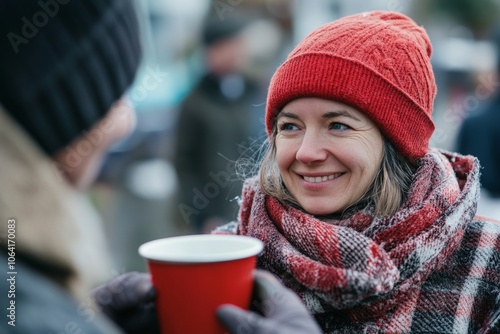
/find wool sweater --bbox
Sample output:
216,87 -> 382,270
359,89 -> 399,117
215,149 -> 500,333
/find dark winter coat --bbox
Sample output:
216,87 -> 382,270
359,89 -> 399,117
173,73 -> 262,230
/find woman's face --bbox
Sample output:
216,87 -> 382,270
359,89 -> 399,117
275,97 -> 384,215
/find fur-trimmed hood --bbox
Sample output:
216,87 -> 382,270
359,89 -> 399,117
0,104 -> 111,301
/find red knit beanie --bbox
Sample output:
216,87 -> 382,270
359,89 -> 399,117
266,11 -> 436,163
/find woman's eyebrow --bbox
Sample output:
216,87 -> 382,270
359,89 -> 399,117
277,110 -> 361,122
277,112 -> 299,120
323,110 -> 361,122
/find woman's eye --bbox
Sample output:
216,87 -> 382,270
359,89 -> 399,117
279,123 -> 299,131
330,122 -> 349,131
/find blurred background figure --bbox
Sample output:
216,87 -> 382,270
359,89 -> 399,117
172,11 -> 265,233
456,24 -> 500,219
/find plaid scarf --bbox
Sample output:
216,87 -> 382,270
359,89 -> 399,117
216,149 -> 500,332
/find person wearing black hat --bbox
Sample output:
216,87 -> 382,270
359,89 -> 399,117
0,1 -> 157,333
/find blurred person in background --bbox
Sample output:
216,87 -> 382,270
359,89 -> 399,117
173,11 -> 262,233
456,24 -> 500,219
215,10 -> 500,333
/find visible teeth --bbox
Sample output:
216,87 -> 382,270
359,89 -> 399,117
304,174 -> 339,183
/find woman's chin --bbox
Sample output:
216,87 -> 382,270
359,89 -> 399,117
299,200 -> 344,217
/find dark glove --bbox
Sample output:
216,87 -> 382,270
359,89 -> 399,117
216,270 -> 322,334
92,272 -> 160,334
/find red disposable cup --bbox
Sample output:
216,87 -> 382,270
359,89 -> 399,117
138,235 -> 264,334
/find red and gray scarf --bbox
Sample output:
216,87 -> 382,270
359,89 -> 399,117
216,148 -> 480,330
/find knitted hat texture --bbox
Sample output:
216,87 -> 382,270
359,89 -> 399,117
266,11 -> 437,163
0,0 -> 142,155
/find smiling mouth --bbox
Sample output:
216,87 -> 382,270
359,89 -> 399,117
302,173 -> 343,183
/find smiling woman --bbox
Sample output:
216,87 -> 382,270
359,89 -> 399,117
262,97 -> 415,217
273,98 -> 384,216
214,10 -> 500,334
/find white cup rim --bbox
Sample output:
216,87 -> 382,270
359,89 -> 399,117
138,235 -> 264,263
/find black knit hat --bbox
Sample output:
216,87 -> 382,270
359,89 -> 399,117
0,0 -> 142,155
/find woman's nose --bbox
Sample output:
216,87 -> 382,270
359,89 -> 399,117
295,130 -> 328,164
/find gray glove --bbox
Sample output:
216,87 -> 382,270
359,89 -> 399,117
216,270 -> 322,334
92,272 -> 160,334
